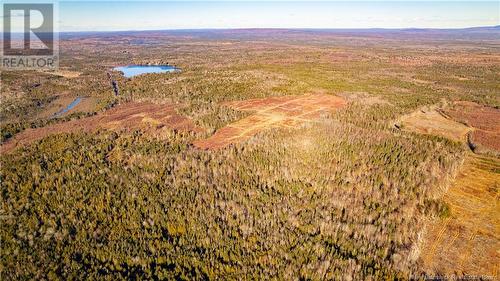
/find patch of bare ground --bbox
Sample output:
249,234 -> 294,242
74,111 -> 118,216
420,154 -> 500,278
398,102 -> 500,154
399,102 -> 500,277
40,69 -> 82,78
193,94 -> 346,149
398,108 -> 471,142
444,101 -> 500,153
1,102 -> 202,154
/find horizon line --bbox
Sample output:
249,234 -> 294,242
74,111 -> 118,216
1,25 -> 499,35
5,25 -> 497,34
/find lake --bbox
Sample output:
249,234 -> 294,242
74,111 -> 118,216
114,65 -> 179,78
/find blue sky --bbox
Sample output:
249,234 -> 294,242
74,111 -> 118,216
5,1 -> 500,31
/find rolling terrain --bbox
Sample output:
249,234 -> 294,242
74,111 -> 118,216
1,28 -> 499,280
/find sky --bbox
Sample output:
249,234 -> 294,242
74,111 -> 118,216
3,1 -> 500,32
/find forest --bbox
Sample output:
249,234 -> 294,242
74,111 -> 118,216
1,29 -> 499,279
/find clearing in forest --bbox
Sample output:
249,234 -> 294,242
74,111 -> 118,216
445,101 -> 500,152
420,154 -> 500,277
46,70 -> 82,78
193,93 -> 346,149
400,102 -> 500,276
37,96 -> 97,119
399,109 -> 471,142
398,102 -> 499,152
1,102 -> 202,154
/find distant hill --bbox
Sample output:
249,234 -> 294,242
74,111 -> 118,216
2,25 -> 496,41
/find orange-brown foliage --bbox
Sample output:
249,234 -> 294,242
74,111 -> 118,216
193,94 -> 346,149
1,102 -> 202,153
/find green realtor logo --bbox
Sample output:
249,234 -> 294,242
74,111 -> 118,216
2,2 -> 58,69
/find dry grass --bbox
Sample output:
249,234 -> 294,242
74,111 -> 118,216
399,108 -> 471,142
399,102 -> 499,278
193,93 -> 346,149
445,101 -> 500,152
39,69 -> 82,78
420,154 -> 500,278
472,130 -> 500,153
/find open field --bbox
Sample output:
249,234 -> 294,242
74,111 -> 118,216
1,28 -> 499,279
39,69 -> 82,79
445,101 -> 500,152
399,108 -> 471,142
398,101 -> 500,155
420,154 -> 499,277
194,93 -> 346,149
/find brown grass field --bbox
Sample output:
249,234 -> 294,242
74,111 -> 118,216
1,102 -> 202,153
399,108 -> 471,142
399,102 -> 500,151
420,154 -> 499,278
193,93 -> 346,149
39,69 -> 82,79
445,101 -> 500,152
399,101 -> 499,278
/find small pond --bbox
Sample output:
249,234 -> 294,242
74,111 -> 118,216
114,65 -> 179,78
54,97 -> 82,117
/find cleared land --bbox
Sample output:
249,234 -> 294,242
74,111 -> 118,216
399,102 -> 500,152
40,70 -> 82,79
399,108 -> 471,142
445,101 -> 500,152
420,154 -> 499,277
401,102 -> 500,277
1,102 -> 202,153
193,93 -> 346,149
